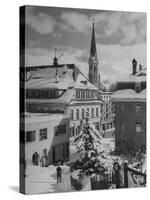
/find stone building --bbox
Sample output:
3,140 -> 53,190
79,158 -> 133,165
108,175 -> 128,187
112,59 -> 146,154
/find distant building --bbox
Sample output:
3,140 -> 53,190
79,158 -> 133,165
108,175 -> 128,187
99,91 -> 115,137
112,59 -> 146,154
20,113 -> 70,166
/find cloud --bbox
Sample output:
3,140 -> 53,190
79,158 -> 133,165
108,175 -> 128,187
60,12 -> 90,33
26,7 -> 57,34
96,43 -> 146,81
25,48 -> 54,66
60,11 -> 146,45
95,12 -> 146,45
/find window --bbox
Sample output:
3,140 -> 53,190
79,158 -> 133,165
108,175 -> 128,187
76,90 -> 80,98
82,108 -> 84,119
55,124 -> 66,136
96,107 -> 99,117
26,131 -> 36,142
76,109 -> 79,120
39,128 -> 47,141
87,91 -> 90,98
91,108 -> 94,118
136,104 -> 141,113
81,90 -> 85,99
86,90 -> 88,98
70,109 -> 74,120
135,82 -> 141,93
66,143 -> 69,159
86,108 -> 90,118
91,91 -> 94,98
136,123 -> 142,133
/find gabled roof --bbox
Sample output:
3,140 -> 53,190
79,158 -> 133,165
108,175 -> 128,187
25,53 -> 98,90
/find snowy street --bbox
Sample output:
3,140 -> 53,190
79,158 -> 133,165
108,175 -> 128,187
25,137 -> 115,194
25,137 -> 144,194
25,165 -> 72,194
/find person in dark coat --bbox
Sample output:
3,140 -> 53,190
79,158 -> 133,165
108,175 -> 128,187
56,166 -> 62,183
111,162 -> 123,188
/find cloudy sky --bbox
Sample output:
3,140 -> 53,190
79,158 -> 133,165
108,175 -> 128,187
24,6 -> 146,82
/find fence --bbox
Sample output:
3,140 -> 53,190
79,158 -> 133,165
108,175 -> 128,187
90,162 -> 146,190
123,162 -> 146,187
90,173 -> 109,190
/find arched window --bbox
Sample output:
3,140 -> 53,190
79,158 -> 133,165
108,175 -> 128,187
76,109 -> 79,120
86,108 -> 90,118
136,104 -> 141,112
91,108 -> 94,118
70,109 -> 74,120
96,107 -> 98,117
82,108 -> 84,119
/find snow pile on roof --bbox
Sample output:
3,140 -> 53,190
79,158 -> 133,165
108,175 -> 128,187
75,73 -> 97,90
25,113 -> 69,124
112,89 -> 146,100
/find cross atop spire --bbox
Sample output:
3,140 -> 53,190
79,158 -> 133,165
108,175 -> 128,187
90,19 -> 97,58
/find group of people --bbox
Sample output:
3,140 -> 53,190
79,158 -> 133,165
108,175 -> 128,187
55,161 -> 124,189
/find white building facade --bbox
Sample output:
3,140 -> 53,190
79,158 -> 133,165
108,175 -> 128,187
21,113 -> 70,166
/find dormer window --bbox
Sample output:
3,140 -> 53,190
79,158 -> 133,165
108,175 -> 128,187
135,82 -> 141,93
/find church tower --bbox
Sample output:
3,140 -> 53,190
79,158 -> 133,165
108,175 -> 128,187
88,21 -> 100,88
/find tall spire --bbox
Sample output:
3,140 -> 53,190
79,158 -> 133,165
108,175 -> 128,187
90,19 -> 97,58
88,20 -> 100,88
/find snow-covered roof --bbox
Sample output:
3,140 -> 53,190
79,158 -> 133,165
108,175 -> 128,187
112,89 -> 146,101
25,113 -> 69,124
74,73 -> 98,90
26,76 -> 74,90
26,57 -> 98,91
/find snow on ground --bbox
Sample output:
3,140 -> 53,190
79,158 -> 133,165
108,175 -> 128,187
25,137 -> 145,194
25,165 -> 72,194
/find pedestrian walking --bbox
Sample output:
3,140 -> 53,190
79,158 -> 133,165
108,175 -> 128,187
56,166 -> 62,183
111,162 -> 123,189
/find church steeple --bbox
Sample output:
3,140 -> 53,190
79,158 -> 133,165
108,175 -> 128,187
88,20 -> 100,88
90,20 -> 97,58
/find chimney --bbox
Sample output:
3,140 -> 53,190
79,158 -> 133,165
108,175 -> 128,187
53,56 -> 58,66
55,69 -> 59,83
132,58 -> 137,75
139,64 -> 142,71
53,48 -> 58,66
